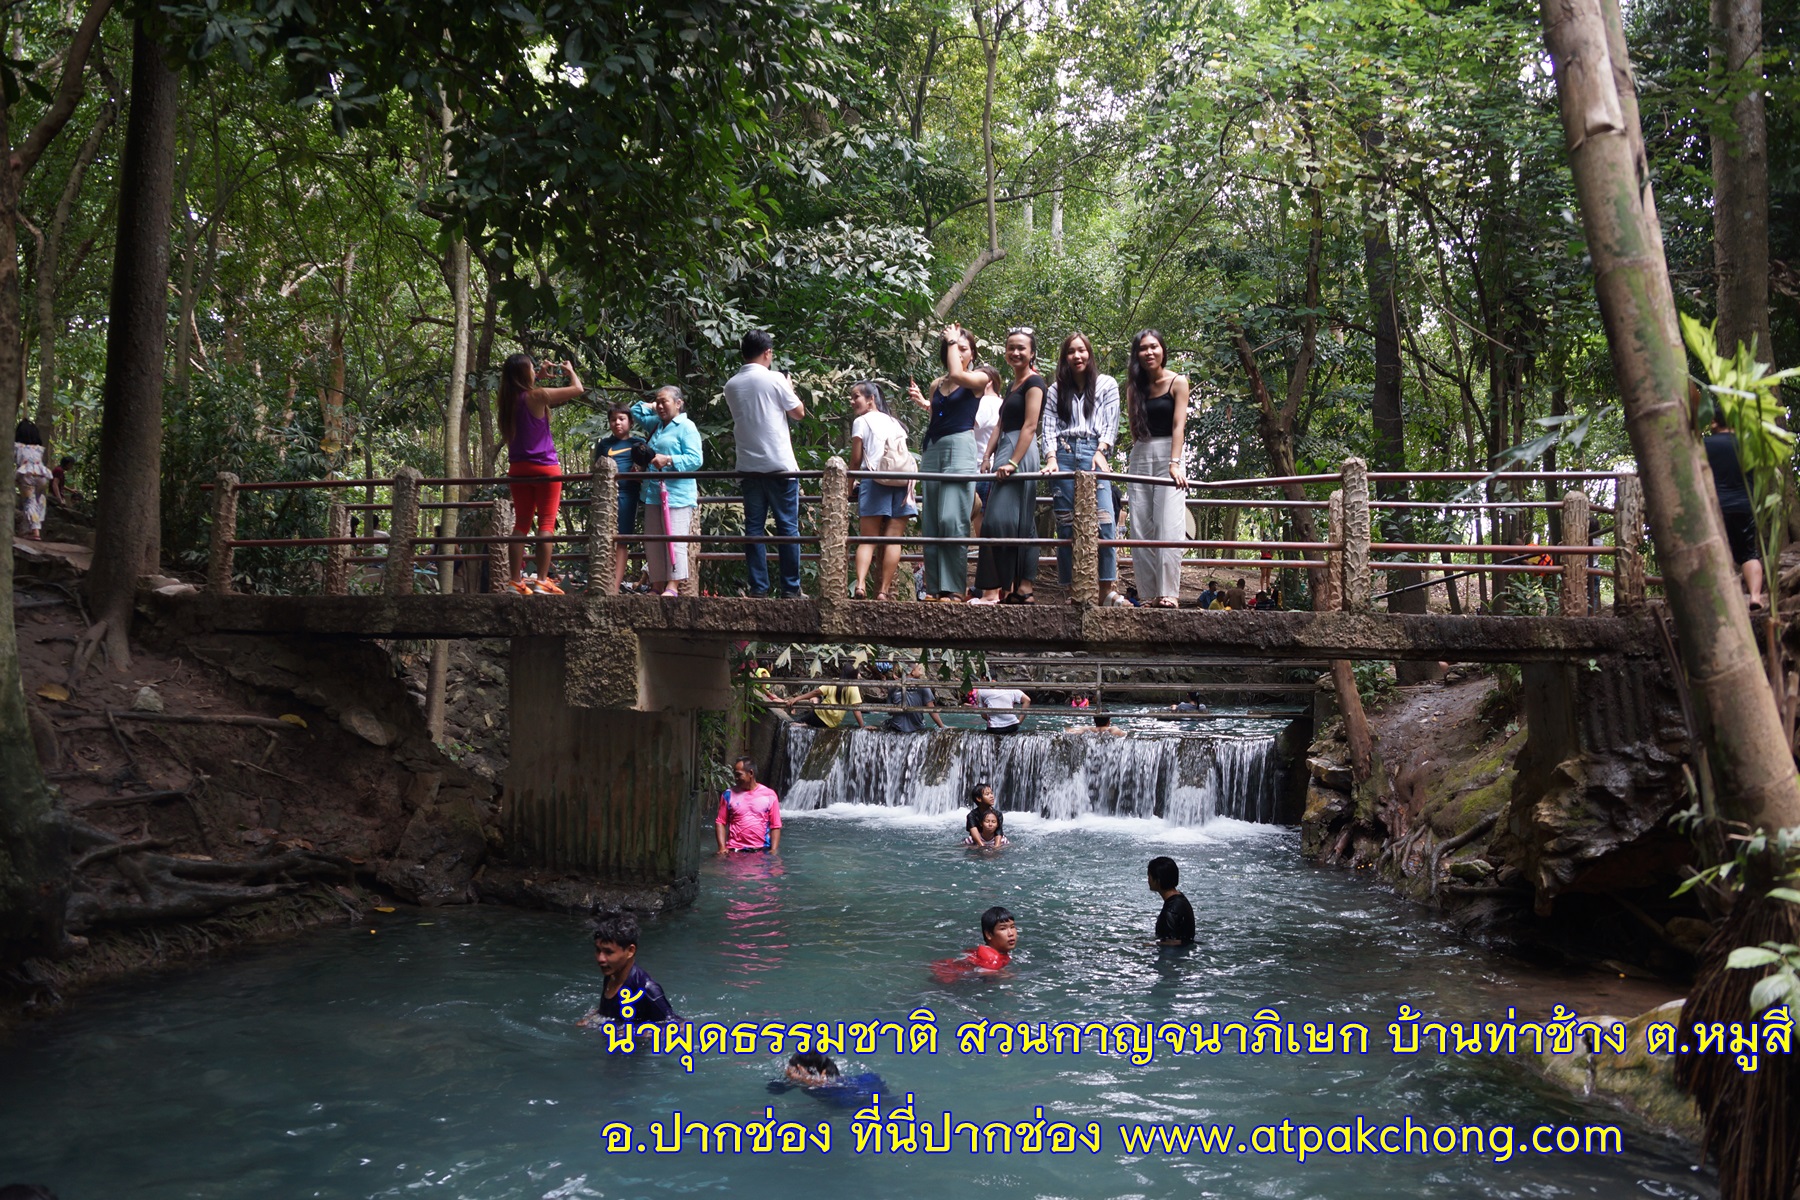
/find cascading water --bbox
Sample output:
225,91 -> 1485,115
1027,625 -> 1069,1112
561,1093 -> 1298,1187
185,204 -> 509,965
778,722 -> 1285,825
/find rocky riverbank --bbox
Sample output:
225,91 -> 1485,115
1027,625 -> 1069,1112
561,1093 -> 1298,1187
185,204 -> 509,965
1301,662 -> 1708,1140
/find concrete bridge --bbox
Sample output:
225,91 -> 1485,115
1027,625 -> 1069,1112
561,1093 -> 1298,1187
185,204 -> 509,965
167,456 -> 1662,909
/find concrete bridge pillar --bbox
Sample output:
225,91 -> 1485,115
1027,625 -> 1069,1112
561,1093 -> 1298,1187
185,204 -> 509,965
501,636 -> 714,910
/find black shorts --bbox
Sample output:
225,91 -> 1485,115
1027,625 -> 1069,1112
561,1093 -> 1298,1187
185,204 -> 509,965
1722,508 -> 1758,565
987,723 -> 1020,735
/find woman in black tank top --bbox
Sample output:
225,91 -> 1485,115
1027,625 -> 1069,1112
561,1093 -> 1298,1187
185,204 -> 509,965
905,325 -> 991,598
973,329 -> 1045,602
1124,329 -> 1191,607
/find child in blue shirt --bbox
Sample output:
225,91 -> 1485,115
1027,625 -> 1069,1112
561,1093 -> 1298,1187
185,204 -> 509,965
595,406 -> 650,592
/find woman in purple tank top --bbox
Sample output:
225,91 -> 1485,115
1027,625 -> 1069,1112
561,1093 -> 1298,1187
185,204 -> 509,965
498,353 -> 586,593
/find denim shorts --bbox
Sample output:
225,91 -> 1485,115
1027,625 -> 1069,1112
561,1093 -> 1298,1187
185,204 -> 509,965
858,479 -> 917,519
616,485 -> 641,536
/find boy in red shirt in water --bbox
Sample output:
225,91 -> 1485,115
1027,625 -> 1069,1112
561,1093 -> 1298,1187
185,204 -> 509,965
932,905 -> 1018,980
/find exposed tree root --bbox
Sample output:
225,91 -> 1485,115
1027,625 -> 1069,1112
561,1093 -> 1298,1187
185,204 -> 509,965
56,813 -> 356,933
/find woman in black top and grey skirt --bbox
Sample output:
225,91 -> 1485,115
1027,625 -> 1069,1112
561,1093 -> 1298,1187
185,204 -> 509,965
973,329 -> 1045,603
907,325 -> 991,599
1124,330 -> 1191,607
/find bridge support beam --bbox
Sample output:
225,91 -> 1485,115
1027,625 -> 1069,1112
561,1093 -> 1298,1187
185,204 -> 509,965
502,636 -> 710,910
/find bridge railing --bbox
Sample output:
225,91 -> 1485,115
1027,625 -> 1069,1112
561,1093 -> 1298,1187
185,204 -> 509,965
203,454 -> 1653,615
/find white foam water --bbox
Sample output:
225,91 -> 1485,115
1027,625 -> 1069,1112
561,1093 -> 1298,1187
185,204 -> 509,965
778,724 -> 1285,826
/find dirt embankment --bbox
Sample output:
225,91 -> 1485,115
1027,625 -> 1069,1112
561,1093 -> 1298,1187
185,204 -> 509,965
9,540 -> 515,1016
1304,662 -> 1707,978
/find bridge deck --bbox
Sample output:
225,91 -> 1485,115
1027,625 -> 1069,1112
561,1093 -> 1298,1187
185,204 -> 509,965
150,593 -> 1661,662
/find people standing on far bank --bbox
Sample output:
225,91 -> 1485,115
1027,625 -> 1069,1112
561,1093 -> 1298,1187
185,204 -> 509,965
726,330 -> 806,599
1124,330 -> 1190,607
498,354 -> 586,594
630,386 -> 703,598
716,756 -> 783,853
972,329 -> 1044,604
909,325 -> 990,600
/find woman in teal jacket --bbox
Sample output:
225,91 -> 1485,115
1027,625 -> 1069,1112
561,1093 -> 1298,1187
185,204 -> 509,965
631,386 -> 704,596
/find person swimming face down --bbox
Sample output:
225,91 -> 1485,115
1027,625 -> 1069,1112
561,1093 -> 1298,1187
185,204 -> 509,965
784,1051 -> 840,1088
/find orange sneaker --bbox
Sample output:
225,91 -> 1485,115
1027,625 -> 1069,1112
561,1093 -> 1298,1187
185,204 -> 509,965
531,577 -> 566,595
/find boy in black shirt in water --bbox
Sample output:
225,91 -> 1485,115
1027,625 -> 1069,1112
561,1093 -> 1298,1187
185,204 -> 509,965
578,911 -> 678,1027
1148,856 -> 1195,946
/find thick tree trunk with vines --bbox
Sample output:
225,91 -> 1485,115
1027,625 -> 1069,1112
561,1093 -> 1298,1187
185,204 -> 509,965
90,22 -> 180,670
1542,0 -> 1800,832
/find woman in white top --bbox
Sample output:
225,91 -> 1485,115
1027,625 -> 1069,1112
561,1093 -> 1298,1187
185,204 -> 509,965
1124,329 -> 1191,606
847,381 -> 916,601
1040,332 -> 1122,600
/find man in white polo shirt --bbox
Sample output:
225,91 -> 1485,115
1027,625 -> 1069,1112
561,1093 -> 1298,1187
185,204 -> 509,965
973,679 -> 1031,736
724,329 -> 806,597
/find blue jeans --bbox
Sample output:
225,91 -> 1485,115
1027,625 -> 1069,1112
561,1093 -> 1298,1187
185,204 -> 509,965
742,474 -> 802,595
1051,435 -> 1117,585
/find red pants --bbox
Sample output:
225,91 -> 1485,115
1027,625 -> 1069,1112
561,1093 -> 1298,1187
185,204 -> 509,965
508,462 -> 563,533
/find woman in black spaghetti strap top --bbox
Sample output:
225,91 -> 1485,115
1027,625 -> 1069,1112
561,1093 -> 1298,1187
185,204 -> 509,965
972,329 -> 1045,603
906,325 -> 990,598
1124,329 -> 1191,606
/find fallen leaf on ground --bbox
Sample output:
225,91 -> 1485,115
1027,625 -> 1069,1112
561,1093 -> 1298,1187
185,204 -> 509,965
36,684 -> 70,702
279,713 -> 308,727
374,906 -> 396,913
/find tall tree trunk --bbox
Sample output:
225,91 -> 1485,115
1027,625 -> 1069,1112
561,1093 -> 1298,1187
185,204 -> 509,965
1365,205 -> 1432,678
89,20 -> 180,669
1544,0 -> 1800,827
319,249 -> 354,454
1710,0 -> 1771,361
32,66 -> 118,445
427,102 -> 473,742
1226,176 -> 1325,599
473,260 -> 499,475
0,0 -> 115,961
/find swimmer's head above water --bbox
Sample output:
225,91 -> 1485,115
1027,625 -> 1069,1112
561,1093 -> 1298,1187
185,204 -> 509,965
785,1051 -> 841,1088
981,905 -> 1018,954
590,911 -> 640,983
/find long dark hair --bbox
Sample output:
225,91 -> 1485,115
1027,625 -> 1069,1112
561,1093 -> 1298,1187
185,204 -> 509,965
1055,332 -> 1098,425
1126,329 -> 1167,440
15,419 -> 43,446
936,328 -> 976,371
497,353 -> 534,444
851,381 -> 889,415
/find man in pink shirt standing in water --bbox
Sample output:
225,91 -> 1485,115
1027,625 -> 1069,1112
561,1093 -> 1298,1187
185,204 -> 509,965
716,756 -> 782,854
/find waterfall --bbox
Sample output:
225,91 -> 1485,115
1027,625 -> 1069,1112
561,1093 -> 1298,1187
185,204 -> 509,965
778,724 -> 1287,826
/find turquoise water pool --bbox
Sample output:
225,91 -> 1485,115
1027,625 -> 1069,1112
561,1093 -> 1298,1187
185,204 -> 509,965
0,811 -> 1712,1199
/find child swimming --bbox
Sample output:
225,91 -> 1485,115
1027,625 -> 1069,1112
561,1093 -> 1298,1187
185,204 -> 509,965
576,911 -> 678,1027
930,905 -> 1017,981
765,1051 -> 888,1107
